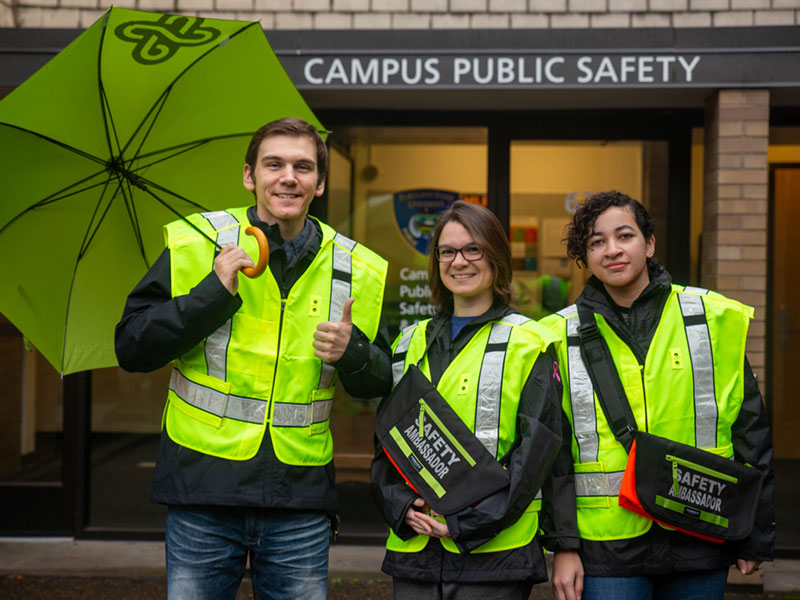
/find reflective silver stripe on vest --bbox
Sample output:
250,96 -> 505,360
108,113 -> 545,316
169,369 -> 266,424
556,305 -> 575,319
392,325 -> 417,387
475,313 -> 532,458
678,293 -> 718,448
272,398 -> 333,427
202,211 -> 239,380
318,233 -> 356,390
562,305 -> 600,464
574,471 -> 625,497
683,286 -> 709,295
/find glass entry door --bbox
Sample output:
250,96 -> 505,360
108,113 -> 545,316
0,326 -> 72,534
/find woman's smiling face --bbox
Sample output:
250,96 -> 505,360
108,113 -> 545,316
437,220 -> 494,315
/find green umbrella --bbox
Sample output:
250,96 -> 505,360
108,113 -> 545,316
0,7 -> 324,375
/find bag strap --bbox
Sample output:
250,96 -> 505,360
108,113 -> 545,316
575,304 -> 638,452
415,317 -> 448,368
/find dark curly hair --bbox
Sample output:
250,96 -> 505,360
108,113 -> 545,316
428,201 -> 513,314
566,190 -> 655,268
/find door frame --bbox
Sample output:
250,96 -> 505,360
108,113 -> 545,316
766,162 -> 800,442
0,371 -> 89,536
486,110 -> 696,283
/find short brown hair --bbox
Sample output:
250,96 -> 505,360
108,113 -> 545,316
428,200 -> 513,314
566,190 -> 655,268
244,117 -> 328,184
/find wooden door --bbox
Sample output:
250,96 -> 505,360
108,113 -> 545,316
771,165 -> 800,459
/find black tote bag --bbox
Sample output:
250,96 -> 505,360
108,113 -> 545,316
375,364 -> 510,515
619,430 -> 763,542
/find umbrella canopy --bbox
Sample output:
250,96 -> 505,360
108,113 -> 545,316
0,7 -> 324,375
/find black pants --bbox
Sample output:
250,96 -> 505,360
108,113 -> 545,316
393,577 -> 534,600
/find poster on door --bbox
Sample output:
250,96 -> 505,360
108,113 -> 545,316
366,189 -> 466,339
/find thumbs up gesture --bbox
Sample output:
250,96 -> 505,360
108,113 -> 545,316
313,297 -> 354,363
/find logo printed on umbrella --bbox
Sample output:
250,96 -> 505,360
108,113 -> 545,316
115,15 -> 221,65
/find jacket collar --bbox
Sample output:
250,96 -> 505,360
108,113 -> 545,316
578,260 -> 672,362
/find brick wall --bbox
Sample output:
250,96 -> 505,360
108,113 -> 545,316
702,89 -> 769,387
2,0 -> 798,28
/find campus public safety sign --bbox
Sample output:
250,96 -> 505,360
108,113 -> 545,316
296,54 -> 704,88
269,27 -> 800,91
3,28 -> 799,91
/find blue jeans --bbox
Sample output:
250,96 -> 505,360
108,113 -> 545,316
583,568 -> 729,600
166,506 -> 330,600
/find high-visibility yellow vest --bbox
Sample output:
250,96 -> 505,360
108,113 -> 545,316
541,285 -> 753,541
162,207 -> 387,464
386,313 -> 558,554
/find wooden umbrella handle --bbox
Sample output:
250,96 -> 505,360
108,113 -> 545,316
242,226 -> 269,278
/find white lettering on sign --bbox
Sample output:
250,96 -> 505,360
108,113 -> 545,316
302,55 -> 702,86
400,284 -> 431,298
399,301 -> 438,316
400,268 -> 428,281
304,57 -> 441,86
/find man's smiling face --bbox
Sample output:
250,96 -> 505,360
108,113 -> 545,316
243,134 -> 325,230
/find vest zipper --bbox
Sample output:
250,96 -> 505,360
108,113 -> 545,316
640,364 -> 649,432
266,300 -> 287,422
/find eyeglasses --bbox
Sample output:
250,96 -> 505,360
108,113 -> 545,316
434,244 -> 484,263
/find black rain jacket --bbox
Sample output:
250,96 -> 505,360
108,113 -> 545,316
572,262 -> 775,576
115,208 -> 392,512
370,304 -> 580,584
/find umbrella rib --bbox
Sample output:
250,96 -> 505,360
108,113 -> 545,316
101,84 -> 125,166
0,170 -> 112,235
75,176 -> 122,261
120,20 -> 260,163
126,92 -> 171,172
126,132 -> 253,179
58,175 -> 119,376
97,14 -> 124,165
119,176 -> 149,266
61,258 -> 81,376
139,185 -> 223,251
0,122 -> 108,167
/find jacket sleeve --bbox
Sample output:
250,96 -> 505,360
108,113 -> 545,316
370,428 -> 421,540
335,316 -> 393,400
731,357 -> 775,561
538,403 -> 581,552
536,315 -> 581,552
444,346 -> 566,553
114,249 -> 242,372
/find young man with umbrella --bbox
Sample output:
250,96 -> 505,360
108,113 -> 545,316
115,117 -> 391,599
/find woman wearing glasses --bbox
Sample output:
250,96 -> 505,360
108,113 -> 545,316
371,201 -> 580,599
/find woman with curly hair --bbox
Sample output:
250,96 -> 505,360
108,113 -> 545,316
542,190 -> 775,600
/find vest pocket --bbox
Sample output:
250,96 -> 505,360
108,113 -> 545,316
573,460 -> 653,540
168,365 -> 232,428
169,393 -> 224,428
307,387 -> 334,436
440,502 -> 540,554
574,462 -> 616,508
